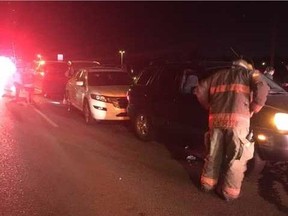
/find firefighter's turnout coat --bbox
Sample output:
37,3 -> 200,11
195,65 -> 269,199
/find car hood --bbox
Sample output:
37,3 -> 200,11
88,85 -> 129,97
265,94 -> 288,113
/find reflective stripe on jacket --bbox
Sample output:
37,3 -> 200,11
195,66 -> 269,129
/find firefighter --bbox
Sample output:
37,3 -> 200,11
22,64 -> 35,104
13,63 -> 34,103
194,59 -> 269,201
13,64 -> 24,101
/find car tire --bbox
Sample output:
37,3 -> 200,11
133,112 -> 154,141
246,148 -> 266,179
83,100 -> 94,125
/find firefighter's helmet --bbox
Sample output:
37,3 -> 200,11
232,59 -> 253,70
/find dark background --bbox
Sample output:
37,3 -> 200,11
1,1 -> 288,80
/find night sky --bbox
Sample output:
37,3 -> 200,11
1,1 -> 288,64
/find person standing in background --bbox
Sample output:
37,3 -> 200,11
13,64 -> 24,101
264,66 -> 275,80
22,63 -> 35,104
13,62 -> 35,103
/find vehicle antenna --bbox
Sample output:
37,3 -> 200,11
230,47 -> 240,59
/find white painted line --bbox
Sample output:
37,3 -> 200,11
32,107 -> 59,128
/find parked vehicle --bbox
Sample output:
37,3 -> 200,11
248,77 -> 288,174
34,60 -> 68,97
66,66 -> 131,124
127,61 -> 288,174
127,61 -> 207,140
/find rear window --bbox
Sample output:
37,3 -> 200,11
44,63 -> 67,75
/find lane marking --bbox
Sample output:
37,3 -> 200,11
32,106 -> 59,128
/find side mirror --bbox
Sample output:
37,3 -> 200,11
76,81 -> 84,86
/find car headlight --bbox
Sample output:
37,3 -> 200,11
90,94 -> 112,103
274,113 -> 288,131
91,94 -> 107,102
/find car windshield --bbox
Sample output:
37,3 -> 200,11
42,63 -> 67,75
88,72 -> 131,86
262,74 -> 288,95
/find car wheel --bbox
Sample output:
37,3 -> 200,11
133,112 -> 154,141
246,148 -> 267,179
83,101 -> 94,124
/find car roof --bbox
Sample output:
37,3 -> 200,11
41,60 -> 67,64
68,60 -> 100,65
86,66 -> 126,73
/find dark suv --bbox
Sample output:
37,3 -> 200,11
127,62 -> 208,140
127,61 -> 288,174
34,60 -> 68,97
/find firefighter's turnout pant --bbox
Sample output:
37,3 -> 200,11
201,127 -> 254,198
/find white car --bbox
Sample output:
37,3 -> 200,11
65,66 -> 131,124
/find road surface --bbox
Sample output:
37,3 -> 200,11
0,93 -> 287,216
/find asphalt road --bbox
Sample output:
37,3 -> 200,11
0,93 -> 287,216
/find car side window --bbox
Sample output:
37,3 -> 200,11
75,70 -> 85,81
136,67 -> 156,86
74,70 -> 82,80
76,70 -> 87,86
179,69 -> 199,94
78,70 -> 86,81
152,66 -> 181,94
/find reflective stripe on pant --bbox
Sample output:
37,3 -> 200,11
200,127 -> 253,198
200,129 -> 225,188
201,176 -> 218,188
223,139 -> 254,198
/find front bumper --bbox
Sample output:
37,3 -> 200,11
254,128 -> 288,161
89,99 -> 129,121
